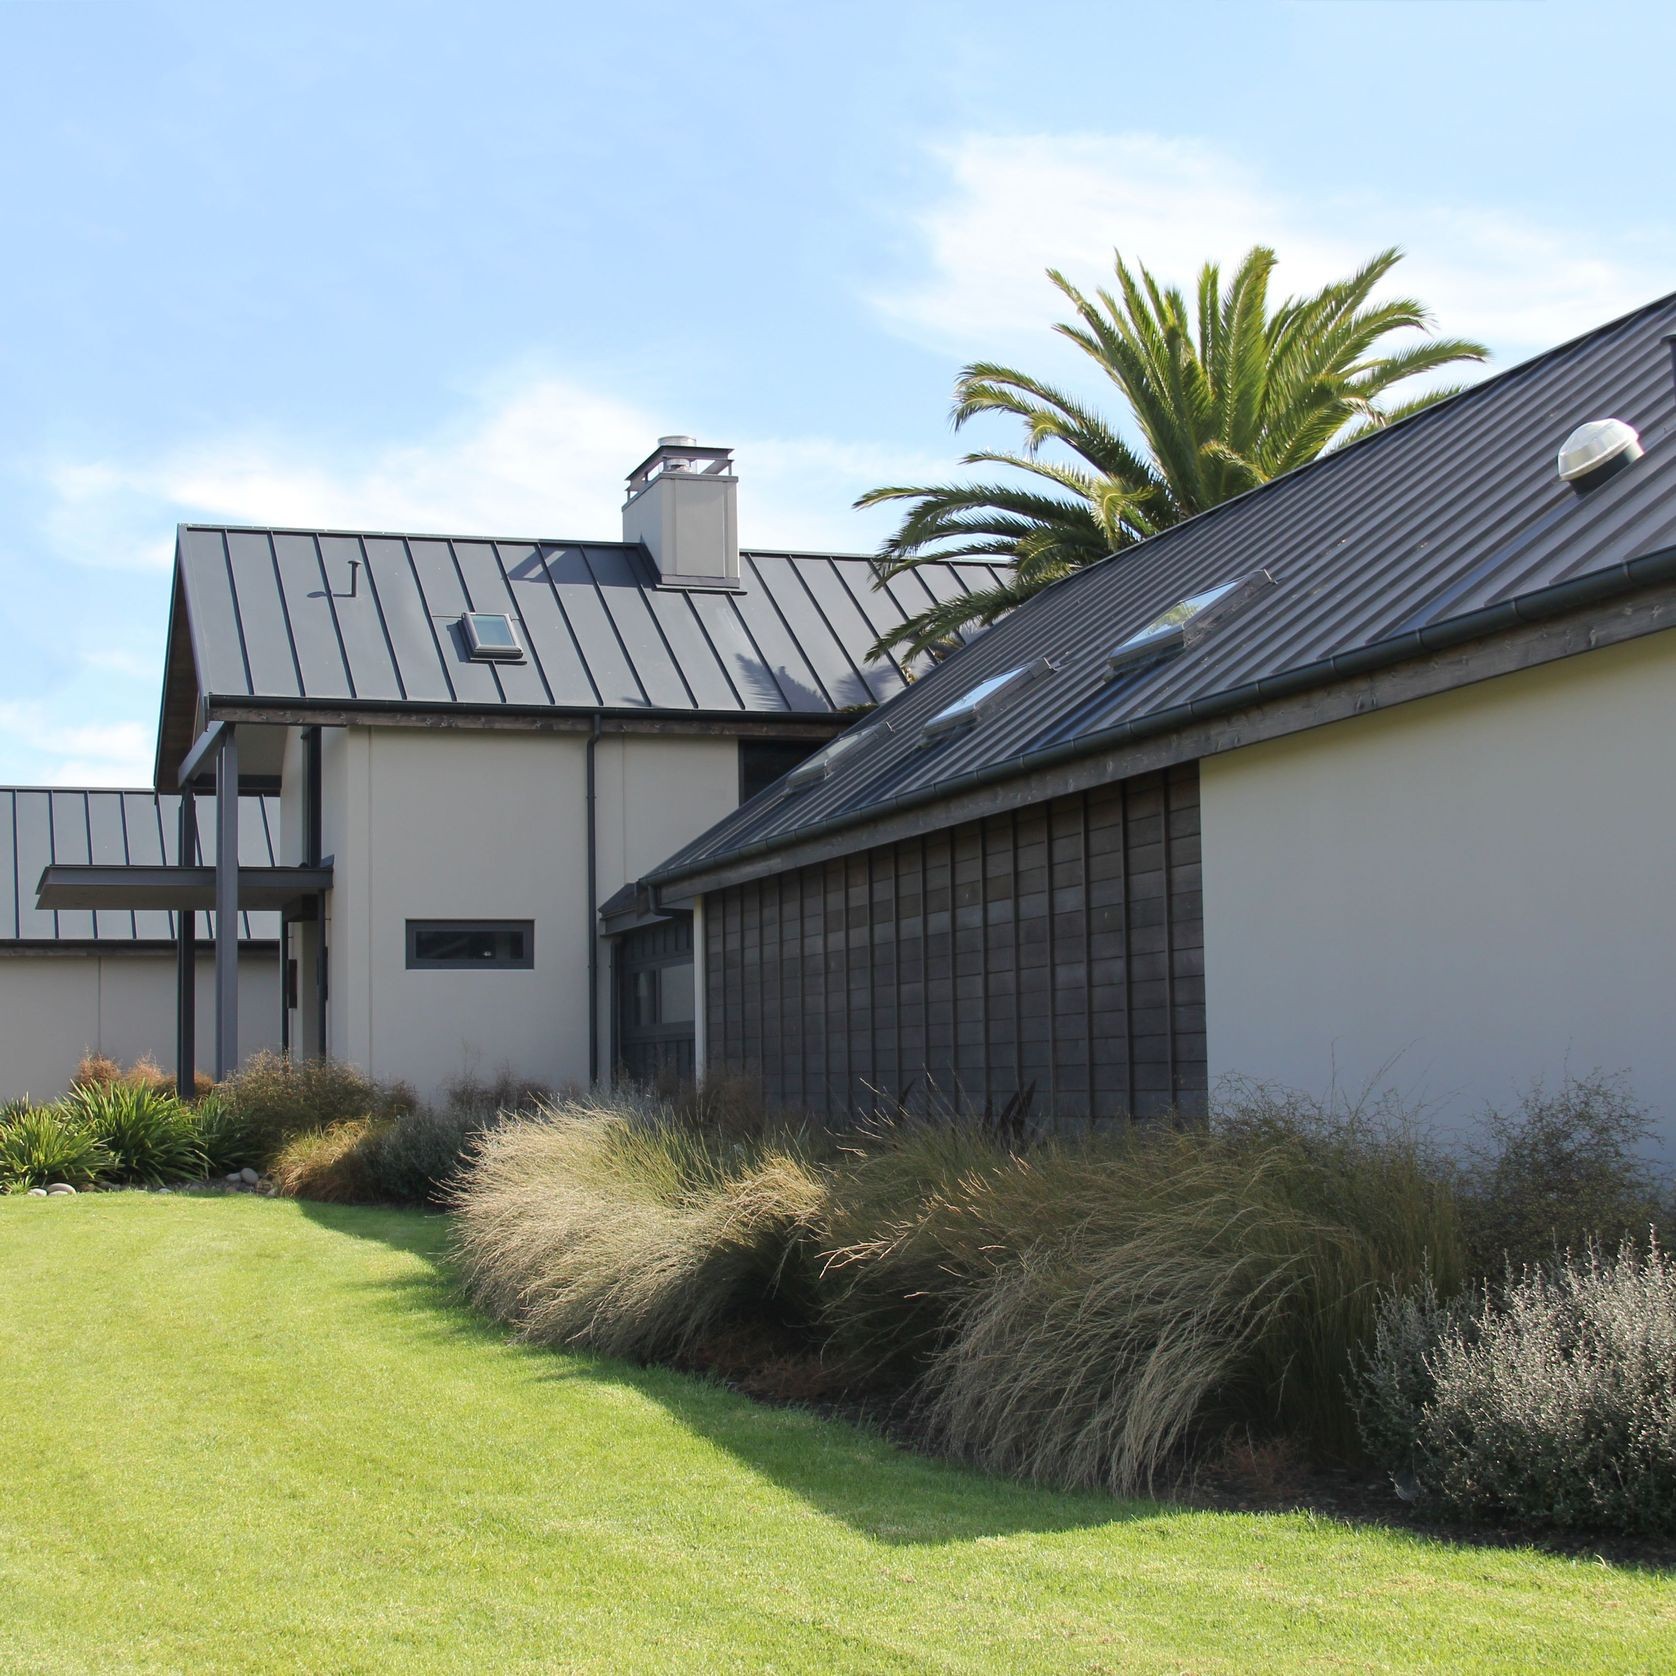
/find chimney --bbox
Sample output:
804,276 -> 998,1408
622,436 -> 741,588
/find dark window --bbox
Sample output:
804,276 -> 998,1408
405,919 -> 534,970
739,738 -> 828,803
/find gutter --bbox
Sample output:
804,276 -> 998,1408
650,543 -> 1676,894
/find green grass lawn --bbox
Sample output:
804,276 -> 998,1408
1,1198 -> 1670,1676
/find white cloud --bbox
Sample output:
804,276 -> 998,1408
0,704 -> 152,787
40,379 -> 944,575
876,132 -> 1674,364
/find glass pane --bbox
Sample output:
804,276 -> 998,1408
633,970 -> 657,1025
658,962 -> 695,1024
470,613 -> 517,648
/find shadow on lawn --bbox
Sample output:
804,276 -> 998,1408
291,1200 -> 1676,1567
293,1200 -> 1147,1546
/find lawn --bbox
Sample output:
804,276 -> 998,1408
1,1198 -> 1670,1675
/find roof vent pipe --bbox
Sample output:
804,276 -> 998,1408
1557,418 -> 1643,494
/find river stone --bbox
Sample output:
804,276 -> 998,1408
46,1183 -> 77,1196
225,1172 -> 243,1183
239,1167 -> 261,1185
27,1187 -> 48,1197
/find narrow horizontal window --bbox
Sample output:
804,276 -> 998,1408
461,612 -> 526,662
922,656 -> 1053,741
405,919 -> 534,970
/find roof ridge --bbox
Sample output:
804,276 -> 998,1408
173,521 -> 908,567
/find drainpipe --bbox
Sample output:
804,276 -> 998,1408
586,713 -> 603,1085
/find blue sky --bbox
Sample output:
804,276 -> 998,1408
2,0 -> 1672,785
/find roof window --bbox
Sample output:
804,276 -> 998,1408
785,726 -> 872,789
461,612 -> 526,663
922,656 -> 1052,741
1105,570 -> 1273,676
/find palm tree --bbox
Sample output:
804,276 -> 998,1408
861,246 -> 1488,660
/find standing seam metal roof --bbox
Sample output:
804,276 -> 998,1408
0,789 -> 280,945
171,535 -> 1004,708
649,290 -> 1676,887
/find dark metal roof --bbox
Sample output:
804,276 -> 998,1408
156,530 -> 1007,782
651,290 -> 1676,891
0,789 -> 280,946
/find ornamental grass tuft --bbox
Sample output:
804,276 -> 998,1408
450,1091 -> 826,1362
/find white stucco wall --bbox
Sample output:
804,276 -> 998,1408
0,951 -> 281,1103
1200,632 -> 1676,1152
292,725 -> 743,1099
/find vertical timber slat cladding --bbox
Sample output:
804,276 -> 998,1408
704,764 -> 1206,1123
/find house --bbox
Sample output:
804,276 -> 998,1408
633,294 -> 1676,1153
25,438 -> 1002,1099
1,787 -> 281,1101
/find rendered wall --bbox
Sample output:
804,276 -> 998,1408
1200,633 -> 1676,1152
0,951 -> 281,1102
304,726 -> 742,1099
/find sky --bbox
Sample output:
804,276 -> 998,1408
1,0 -> 1672,786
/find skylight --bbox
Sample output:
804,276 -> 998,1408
461,612 -> 525,663
1105,571 -> 1273,675
785,726 -> 871,789
922,657 -> 1052,741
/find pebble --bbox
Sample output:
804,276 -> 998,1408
239,1167 -> 261,1185
45,1183 -> 77,1196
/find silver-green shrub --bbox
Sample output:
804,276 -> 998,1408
1355,1239 -> 1676,1534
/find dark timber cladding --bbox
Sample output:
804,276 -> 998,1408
705,764 -> 1204,1121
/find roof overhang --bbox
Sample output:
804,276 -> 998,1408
649,555 -> 1676,901
36,864 -> 332,914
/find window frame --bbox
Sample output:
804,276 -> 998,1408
460,612 -> 527,663
921,656 -> 1053,741
1104,570 -> 1275,676
404,918 -> 535,971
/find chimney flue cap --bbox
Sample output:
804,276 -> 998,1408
658,434 -> 697,447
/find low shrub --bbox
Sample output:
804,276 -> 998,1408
220,1053 -> 412,1164
1461,1073 -> 1672,1274
69,1052 -> 212,1098
370,1101 -> 503,1205
0,1104 -> 113,1191
451,1092 -> 825,1362
57,1082 -> 206,1186
69,1053 -> 124,1092
1354,1239 -> 1676,1535
268,1120 -> 392,1203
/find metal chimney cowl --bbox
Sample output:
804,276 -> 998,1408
622,437 -> 742,589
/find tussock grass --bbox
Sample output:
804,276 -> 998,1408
268,1119 -> 393,1202
920,1120 -> 1459,1493
451,1091 -> 825,1361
